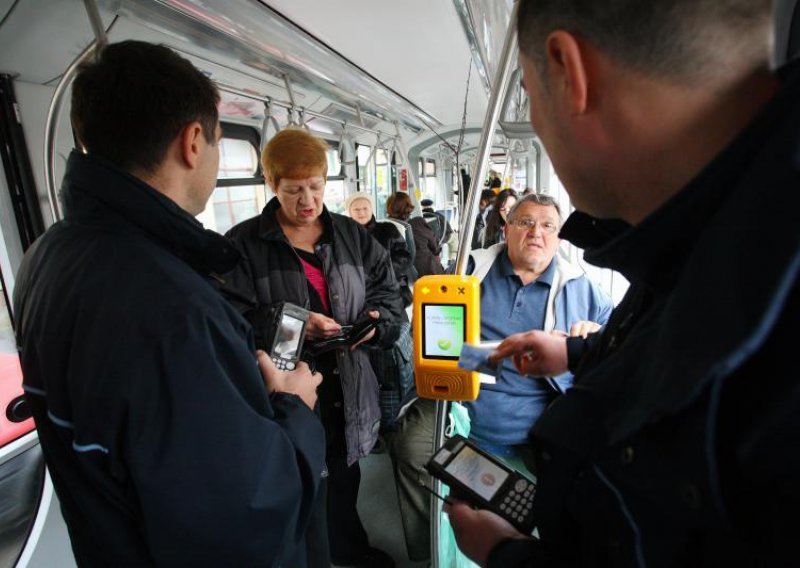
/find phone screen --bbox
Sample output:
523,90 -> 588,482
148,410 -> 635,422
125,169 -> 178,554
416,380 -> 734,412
444,445 -> 509,501
274,314 -> 304,357
422,304 -> 466,360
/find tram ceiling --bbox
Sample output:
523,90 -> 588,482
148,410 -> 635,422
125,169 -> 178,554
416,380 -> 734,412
0,0 -> 443,134
106,0 -> 440,134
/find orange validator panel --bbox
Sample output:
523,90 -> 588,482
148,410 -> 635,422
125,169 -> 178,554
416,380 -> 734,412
413,274 -> 481,401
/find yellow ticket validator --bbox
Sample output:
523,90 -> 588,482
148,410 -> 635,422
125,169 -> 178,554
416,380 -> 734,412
413,274 -> 481,401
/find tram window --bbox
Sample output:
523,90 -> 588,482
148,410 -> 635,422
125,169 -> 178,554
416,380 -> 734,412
355,144 -> 390,220
325,179 -> 346,214
326,148 -> 342,177
210,185 -> 264,233
357,144 -> 373,193
0,279 -> 33,446
374,148 -> 390,220
424,160 -> 436,177
218,138 -> 259,179
324,147 -> 346,214
200,124 -> 268,234
419,158 -> 437,201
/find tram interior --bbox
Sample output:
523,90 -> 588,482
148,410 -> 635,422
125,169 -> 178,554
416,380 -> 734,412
0,0 -> 798,566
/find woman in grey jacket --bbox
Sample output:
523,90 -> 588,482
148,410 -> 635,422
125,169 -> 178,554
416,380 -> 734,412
227,129 -> 402,568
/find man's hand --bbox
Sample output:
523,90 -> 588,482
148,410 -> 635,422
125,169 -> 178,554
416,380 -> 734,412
257,351 -> 321,410
306,312 -> 341,339
569,320 -> 601,338
445,500 -> 527,567
350,310 -> 380,351
489,330 -> 569,377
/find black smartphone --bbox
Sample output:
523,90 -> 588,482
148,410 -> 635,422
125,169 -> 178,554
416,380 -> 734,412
268,303 -> 310,371
425,435 -> 537,534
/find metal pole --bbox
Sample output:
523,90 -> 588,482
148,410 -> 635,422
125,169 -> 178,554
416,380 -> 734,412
454,1 -> 519,276
44,41 -> 99,223
82,0 -> 107,48
430,3 -> 520,567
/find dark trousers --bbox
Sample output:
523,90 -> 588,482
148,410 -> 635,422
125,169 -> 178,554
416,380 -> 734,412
317,355 -> 370,563
387,397 -> 436,562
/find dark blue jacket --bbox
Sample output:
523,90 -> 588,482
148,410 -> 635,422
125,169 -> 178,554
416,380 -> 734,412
490,64 -> 800,566
14,152 -> 325,567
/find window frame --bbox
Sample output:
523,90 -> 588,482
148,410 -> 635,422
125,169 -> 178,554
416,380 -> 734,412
216,123 -> 264,188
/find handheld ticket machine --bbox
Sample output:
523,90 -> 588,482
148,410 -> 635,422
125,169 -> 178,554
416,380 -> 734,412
413,274 -> 481,400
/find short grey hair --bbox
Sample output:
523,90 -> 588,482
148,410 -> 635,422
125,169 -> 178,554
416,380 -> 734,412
507,193 -> 562,223
517,0 -> 771,83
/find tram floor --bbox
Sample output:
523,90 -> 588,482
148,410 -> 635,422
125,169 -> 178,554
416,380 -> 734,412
352,445 -> 429,568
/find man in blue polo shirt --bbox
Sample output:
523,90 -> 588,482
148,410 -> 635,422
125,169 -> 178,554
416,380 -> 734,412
463,193 -> 612,470
389,193 -> 612,561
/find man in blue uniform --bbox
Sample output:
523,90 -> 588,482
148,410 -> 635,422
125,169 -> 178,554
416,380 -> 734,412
447,1 -> 800,566
14,41 -> 325,566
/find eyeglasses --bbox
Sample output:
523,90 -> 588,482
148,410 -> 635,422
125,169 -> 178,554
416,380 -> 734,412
509,218 -> 559,234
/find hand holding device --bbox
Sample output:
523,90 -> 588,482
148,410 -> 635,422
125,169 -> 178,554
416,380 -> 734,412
303,314 -> 378,357
490,330 -> 569,377
425,435 -> 537,534
257,351 -> 321,410
267,303 -> 310,371
306,312 -> 342,339
349,311 -> 379,351
444,499 -> 525,567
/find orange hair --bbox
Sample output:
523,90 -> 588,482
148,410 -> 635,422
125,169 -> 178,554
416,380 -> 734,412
262,128 -> 328,188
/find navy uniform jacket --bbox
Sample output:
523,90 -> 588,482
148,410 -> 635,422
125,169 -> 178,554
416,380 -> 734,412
489,64 -> 800,566
14,152 -> 325,567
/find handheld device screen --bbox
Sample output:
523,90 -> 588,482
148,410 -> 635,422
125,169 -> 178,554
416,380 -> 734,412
422,304 -> 465,360
274,314 -> 304,357
443,445 -> 510,501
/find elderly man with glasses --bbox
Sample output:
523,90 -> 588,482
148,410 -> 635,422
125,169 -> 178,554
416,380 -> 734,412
462,193 -> 613,470
389,193 -> 612,562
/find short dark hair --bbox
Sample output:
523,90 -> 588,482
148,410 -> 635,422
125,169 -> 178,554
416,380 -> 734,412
71,41 -> 219,173
508,193 -> 562,223
517,0 -> 771,82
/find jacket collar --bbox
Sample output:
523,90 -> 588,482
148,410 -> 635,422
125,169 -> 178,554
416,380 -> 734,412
61,151 -> 240,276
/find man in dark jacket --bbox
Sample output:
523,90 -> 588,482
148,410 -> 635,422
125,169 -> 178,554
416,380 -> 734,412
13,41 -> 325,566
447,1 -> 800,566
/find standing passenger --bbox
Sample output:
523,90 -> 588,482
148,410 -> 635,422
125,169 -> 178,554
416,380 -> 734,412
13,41 -> 325,566
481,189 -> 518,248
226,129 -> 402,568
387,192 -> 444,276
447,0 -> 800,566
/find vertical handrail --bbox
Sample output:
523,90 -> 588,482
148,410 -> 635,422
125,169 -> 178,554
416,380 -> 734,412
453,1 -> 519,276
44,41 -> 99,223
82,0 -> 108,48
431,2 -> 520,567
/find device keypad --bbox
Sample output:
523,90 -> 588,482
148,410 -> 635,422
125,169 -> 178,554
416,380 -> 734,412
272,358 -> 295,371
499,478 -> 535,523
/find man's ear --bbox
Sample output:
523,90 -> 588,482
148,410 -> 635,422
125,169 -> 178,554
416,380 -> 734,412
544,31 -> 589,116
179,122 -> 204,169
